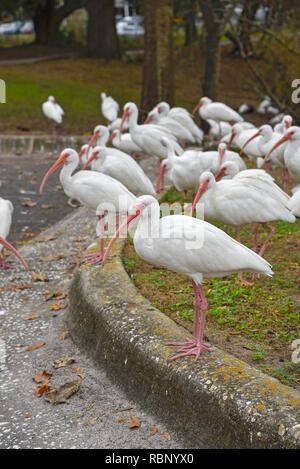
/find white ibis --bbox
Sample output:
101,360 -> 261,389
108,129 -> 143,155
192,97 -> 243,143
40,149 -> 136,264
263,126 -> 300,191
287,190 -> 300,217
241,124 -> 291,191
158,101 -> 204,145
0,197 -> 28,270
157,139 -> 246,195
100,92 -> 119,123
42,96 -> 64,136
274,115 -> 293,134
227,123 -> 259,167
144,107 -> 196,146
119,102 -> 183,192
83,145 -> 156,196
191,167 -> 295,279
102,195 -> 273,361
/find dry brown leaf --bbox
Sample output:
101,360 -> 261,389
32,273 -> 49,282
117,417 -> 127,423
41,204 -> 55,209
72,367 -> 80,373
27,342 -> 46,351
74,237 -> 86,242
33,384 -> 53,396
23,200 -> 37,207
6,283 -> 31,291
59,331 -> 67,340
43,380 -> 79,404
50,303 -> 67,311
163,432 -> 171,441
89,417 -> 98,424
51,357 -> 75,369
25,414 -> 31,418
152,427 -> 158,435
22,313 -> 39,321
33,370 -> 52,383
77,373 -> 86,380
128,414 -> 141,429
36,233 -> 57,243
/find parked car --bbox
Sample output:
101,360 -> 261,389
116,16 -> 144,36
0,21 -> 23,35
20,21 -> 34,34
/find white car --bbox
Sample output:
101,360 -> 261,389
116,16 -> 144,36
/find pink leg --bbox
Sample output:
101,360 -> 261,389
166,282 -> 211,362
235,229 -> 253,286
85,216 -> 105,265
0,251 -> 15,270
258,223 -> 275,257
252,224 -> 259,252
283,167 -> 290,194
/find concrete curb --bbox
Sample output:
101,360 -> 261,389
66,237 -> 300,449
0,135 -> 89,156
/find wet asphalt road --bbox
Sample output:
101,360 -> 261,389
0,153 -> 74,244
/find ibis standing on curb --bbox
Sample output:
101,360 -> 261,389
102,195 -> 273,362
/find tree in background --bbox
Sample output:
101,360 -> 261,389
86,0 -> 120,60
140,0 -> 174,117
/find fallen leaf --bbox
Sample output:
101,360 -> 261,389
89,417 -> 98,424
36,234 -> 57,243
50,303 -> 67,311
51,357 -> 75,369
164,432 -> 171,441
33,384 -> 53,396
41,204 -> 55,209
22,313 -> 39,321
59,331 -> 68,340
152,427 -> 158,435
25,414 -> 31,418
40,254 -> 63,262
77,373 -> 86,380
128,414 -> 141,429
6,283 -> 31,291
74,237 -> 86,242
43,380 -> 79,404
27,342 -> 46,351
46,290 -> 69,301
33,370 -> 52,383
117,417 -> 127,423
32,273 -> 49,282
72,367 -> 80,373
23,200 -> 37,207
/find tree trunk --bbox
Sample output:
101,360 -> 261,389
202,23 -> 222,100
33,0 -> 56,46
140,0 -> 174,119
86,0 -> 120,60
183,0 -> 197,46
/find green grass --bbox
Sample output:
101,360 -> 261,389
122,184 -> 300,390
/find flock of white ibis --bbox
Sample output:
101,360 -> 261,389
1,92 -> 299,362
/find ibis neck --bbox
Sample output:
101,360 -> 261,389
134,200 -> 160,243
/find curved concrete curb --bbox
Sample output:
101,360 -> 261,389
66,237 -> 300,449
0,135 -> 89,156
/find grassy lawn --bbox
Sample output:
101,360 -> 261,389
0,44 -> 269,135
122,169 -> 300,390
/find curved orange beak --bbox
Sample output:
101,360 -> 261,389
107,131 -> 116,145
191,179 -> 209,216
120,108 -> 130,134
86,130 -> 100,161
40,152 -> 68,193
241,129 -> 262,154
192,101 -> 202,116
262,131 -> 293,167
78,148 -> 86,159
227,131 -> 235,150
0,236 -> 29,270
102,204 -> 143,266
82,149 -> 98,171
214,166 -> 226,182
218,146 -> 226,168
144,114 -> 153,124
